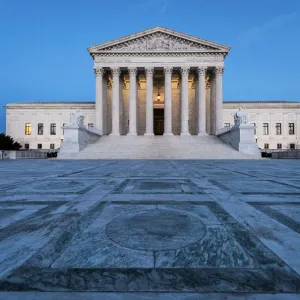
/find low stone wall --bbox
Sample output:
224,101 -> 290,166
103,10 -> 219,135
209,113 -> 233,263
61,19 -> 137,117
0,150 -> 16,160
271,150 -> 300,159
0,150 -> 48,159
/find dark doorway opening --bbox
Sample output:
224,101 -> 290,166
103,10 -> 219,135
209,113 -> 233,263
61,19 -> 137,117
154,108 -> 164,135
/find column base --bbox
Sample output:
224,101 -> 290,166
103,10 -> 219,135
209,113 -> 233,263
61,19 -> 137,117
197,132 -> 208,136
110,133 -> 120,136
127,133 -> 137,136
144,133 -> 154,136
163,133 -> 174,136
180,132 -> 191,136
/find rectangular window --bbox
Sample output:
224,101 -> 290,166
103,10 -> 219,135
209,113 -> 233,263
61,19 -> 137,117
264,143 -> 269,149
263,123 -> 269,135
88,123 -> 94,128
290,143 -> 295,150
25,123 -> 31,135
275,123 -> 282,135
50,143 -> 55,149
37,144 -> 42,149
50,123 -> 56,135
289,123 -> 295,135
24,143 -> 29,149
277,143 -> 282,149
224,123 -> 230,127
251,123 -> 256,134
38,123 -> 43,135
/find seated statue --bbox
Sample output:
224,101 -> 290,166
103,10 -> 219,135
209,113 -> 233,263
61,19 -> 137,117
69,110 -> 85,127
234,107 -> 249,126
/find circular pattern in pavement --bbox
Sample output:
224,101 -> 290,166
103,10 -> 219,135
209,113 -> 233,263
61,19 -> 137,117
106,209 -> 206,251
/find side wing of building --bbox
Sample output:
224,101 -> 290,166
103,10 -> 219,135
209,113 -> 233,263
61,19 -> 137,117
4,102 -> 95,150
223,101 -> 300,150
4,101 -> 300,150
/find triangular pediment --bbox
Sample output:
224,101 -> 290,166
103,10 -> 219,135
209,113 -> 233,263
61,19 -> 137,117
88,26 -> 230,53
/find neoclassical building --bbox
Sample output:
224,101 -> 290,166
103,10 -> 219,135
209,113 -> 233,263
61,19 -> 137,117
89,26 -> 229,137
4,27 -> 300,151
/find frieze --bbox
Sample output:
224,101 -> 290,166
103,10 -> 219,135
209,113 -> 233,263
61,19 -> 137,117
186,55 -> 225,62
93,52 -> 227,59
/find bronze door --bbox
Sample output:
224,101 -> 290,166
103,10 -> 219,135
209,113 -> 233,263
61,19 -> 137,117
154,108 -> 164,135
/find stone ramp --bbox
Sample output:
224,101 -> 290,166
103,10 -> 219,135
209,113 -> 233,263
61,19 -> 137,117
58,135 -> 260,159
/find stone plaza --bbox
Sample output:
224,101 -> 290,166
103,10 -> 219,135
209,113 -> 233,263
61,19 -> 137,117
0,159 -> 300,299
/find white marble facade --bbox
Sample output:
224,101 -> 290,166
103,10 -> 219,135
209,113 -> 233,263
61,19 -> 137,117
5,101 -> 300,150
90,26 -> 228,136
4,27 -> 300,150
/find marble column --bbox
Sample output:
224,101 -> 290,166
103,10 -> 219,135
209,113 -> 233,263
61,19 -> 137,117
215,66 -> 224,133
145,67 -> 154,136
210,74 -> 216,134
128,67 -> 137,135
180,66 -> 190,135
206,76 -> 211,134
110,67 -> 120,136
197,66 -> 207,135
94,67 -> 105,134
163,66 -> 173,136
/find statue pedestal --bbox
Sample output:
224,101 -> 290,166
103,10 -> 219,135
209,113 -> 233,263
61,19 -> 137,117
217,108 -> 261,157
230,124 -> 261,156
59,124 -> 100,154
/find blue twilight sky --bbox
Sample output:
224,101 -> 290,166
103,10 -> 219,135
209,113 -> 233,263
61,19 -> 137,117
0,0 -> 300,133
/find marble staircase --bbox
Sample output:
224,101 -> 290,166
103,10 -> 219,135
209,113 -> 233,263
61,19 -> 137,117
58,135 -> 261,159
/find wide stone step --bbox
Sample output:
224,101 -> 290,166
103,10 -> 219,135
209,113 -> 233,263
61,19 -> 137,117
58,135 -> 260,159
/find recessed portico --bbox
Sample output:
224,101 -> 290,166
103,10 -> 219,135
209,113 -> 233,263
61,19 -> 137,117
89,26 -> 230,136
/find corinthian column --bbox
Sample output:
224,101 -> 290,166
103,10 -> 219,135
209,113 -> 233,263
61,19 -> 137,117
145,67 -> 154,136
214,66 -> 224,133
163,66 -> 173,136
197,66 -> 207,135
128,67 -> 137,135
110,67 -> 120,136
180,66 -> 190,135
94,67 -> 105,134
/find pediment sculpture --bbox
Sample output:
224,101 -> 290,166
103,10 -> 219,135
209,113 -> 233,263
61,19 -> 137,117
101,33 -> 217,52
234,108 -> 249,126
70,110 -> 85,127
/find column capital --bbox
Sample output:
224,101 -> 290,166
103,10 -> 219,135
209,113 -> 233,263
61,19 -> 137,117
180,66 -> 190,76
163,66 -> 173,76
128,67 -> 137,76
111,67 -> 121,76
214,66 -> 224,75
94,67 -> 105,77
197,66 -> 207,76
145,67 -> 154,76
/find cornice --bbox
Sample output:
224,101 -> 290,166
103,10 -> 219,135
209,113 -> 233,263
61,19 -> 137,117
4,102 -> 95,110
92,52 -> 227,58
88,26 -> 231,54
223,101 -> 300,110
4,101 -> 300,110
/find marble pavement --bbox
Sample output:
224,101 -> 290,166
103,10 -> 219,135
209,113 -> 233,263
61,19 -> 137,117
0,159 -> 300,299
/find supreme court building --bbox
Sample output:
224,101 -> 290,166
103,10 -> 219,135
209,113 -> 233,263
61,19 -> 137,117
5,26 -> 300,151
90,26 -> 228,136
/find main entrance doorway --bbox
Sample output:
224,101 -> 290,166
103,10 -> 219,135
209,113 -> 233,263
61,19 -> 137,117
154,108 -> 164,135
